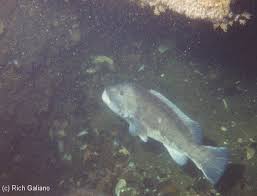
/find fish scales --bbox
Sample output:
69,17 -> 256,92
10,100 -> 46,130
133,86 -> 195,147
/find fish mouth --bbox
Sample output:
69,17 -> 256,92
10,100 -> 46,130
102,89 -> 111,105
102,88 -> 121,115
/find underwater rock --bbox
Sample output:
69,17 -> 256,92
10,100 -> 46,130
133,0 -> 251,31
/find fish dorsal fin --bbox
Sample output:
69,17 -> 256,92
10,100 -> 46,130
149,89 -> 202,144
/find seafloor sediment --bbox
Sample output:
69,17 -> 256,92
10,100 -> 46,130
0,1 -> 256,196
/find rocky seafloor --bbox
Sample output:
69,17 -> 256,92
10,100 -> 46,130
0,0 -> 256,196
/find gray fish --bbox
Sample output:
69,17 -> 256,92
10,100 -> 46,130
102,83 -> 229,184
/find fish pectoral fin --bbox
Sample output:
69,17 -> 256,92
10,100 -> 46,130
128,119 -> 148,142
164,144 -> 188,166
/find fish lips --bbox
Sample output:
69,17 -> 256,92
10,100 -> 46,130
102,89 -> 111,106
102,88 -> 120,114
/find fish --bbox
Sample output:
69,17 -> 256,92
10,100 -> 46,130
102,83 -> 229,184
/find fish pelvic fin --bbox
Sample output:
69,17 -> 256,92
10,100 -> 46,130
127,118 -> 148,142
191,146 -> 229,184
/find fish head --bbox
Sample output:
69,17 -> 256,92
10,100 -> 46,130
102,83 -> 138,119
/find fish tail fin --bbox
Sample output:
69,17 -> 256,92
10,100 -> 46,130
191,146 -> 229,184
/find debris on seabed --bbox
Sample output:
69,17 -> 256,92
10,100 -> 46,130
137,64 -> 145,72
92,55 -> 113,66
246,146 -> 255,160
85,66 -> 99,74
91,55 -> 115,71
231,121 -> 236,127
157,44 -> 169,54
115,179 -> 127,196
235,80 -> 241,85
118,146 -> 130,156
222,98 -> 228,111
58,180 -> 65,186
80,144 -> 88,150
113,139 -> 120,147
183,78 -> 189,83
63,153 -> 72,161
57,129 -> 67,138
128,161 -> 136,169
210,188 -> 221,196
77,129 -> 89,137
220,126 -> 227,132
85,55 -> 115,74
237,138 -> 243,143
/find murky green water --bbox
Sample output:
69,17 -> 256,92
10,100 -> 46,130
0,1 -> 256,196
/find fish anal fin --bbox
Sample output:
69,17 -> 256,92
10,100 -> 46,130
164,144 -> 188,165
